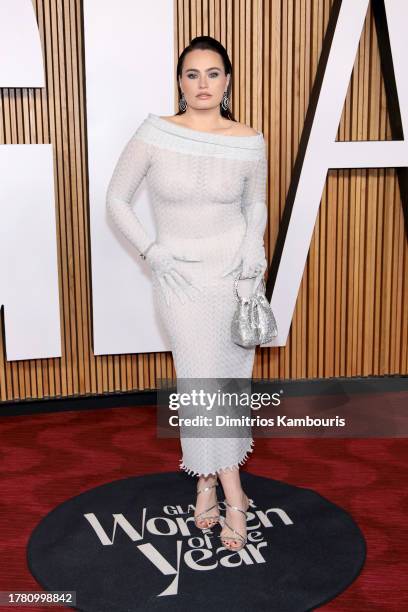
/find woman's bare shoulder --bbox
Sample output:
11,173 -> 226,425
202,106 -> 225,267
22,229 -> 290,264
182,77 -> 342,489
159,115 -> 181,124
229,121 -> 259,136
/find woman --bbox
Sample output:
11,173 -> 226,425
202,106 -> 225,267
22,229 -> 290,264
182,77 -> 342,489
106,36 -> 268,551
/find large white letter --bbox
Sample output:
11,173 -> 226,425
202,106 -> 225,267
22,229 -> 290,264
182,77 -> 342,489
0,0 -> 61,361
84,0 -> 174,356
268,0 -> 408,346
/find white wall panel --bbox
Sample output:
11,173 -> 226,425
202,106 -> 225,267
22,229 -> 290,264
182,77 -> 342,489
0,145 -> 61,360
84,0 -> 175,356
0,0 -> 45,87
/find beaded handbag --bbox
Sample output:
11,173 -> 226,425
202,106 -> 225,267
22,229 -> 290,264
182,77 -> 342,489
231,273 -> 278,348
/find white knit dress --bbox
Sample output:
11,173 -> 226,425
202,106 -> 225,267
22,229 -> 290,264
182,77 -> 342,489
106,113 -> 268,477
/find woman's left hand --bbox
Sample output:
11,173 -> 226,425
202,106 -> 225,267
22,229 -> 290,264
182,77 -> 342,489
221,239 -> 267,278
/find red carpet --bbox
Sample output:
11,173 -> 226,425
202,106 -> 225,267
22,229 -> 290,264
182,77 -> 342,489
0,404 -> 407,611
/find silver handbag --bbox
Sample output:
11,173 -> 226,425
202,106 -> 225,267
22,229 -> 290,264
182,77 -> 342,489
231,273 -> 278,348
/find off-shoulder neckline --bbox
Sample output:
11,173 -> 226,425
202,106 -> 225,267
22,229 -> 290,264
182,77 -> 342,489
146,113 -> 264,149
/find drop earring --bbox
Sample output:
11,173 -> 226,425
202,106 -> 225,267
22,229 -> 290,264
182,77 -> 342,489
179,92 -> 187,112
221,91 -> 229,111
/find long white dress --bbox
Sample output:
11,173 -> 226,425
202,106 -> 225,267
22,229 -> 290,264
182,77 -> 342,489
106,113 -> 268,477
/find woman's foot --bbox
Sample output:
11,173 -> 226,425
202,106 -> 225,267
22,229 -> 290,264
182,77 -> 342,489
194,475 -> 220,529
219,490 -> 249,550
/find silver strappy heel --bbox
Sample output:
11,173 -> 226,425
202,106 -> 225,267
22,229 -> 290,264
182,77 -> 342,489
219,494 -> 250,551
194,478 -> 220,530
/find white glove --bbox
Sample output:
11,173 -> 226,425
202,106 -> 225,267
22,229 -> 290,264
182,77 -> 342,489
221,237 -> 267,279
145,243 -> 204,306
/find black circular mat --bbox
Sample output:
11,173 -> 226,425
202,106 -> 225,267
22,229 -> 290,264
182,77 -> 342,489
27,471 -> 366,612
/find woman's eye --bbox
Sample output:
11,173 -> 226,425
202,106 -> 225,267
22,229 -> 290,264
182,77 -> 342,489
186,72 -> 219,78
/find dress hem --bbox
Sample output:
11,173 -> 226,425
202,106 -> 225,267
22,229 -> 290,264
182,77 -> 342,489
178,438 -> 255,477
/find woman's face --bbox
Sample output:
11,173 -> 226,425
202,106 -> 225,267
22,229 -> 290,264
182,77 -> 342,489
179,49 -> 230,111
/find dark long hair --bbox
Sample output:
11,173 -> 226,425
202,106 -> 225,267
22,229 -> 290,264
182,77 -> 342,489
175,36 -> 237,122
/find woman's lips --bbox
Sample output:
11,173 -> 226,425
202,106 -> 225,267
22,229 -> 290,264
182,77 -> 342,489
197,94 -> 211,98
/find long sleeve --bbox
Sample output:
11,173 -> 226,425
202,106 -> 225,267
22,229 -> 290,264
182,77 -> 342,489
241,148 -> 268,245
106,130 -> 154,255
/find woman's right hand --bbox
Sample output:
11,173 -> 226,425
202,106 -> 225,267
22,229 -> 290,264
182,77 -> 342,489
145,243 -> 204,306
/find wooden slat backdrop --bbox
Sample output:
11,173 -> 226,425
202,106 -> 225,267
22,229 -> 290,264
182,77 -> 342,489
0,0 -> 406,402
